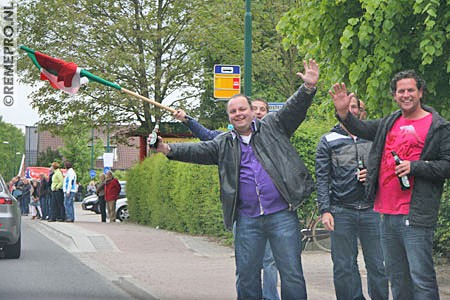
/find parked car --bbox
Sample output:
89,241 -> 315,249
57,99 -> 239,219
81,194 -> 99,212
81,181 -> 128,221
115,198 -> 129,221
0,175 -> 21,259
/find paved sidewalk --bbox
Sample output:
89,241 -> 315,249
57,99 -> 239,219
29,203 -> 450,300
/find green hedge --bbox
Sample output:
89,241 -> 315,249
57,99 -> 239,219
125,118 -> 333,242
126,153 -> 232,242
434,182 -> 450,259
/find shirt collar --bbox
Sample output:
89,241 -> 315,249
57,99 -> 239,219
231,118 -> 258,140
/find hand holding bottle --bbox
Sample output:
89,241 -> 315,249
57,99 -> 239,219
391,151 -> 411,190
356,157 -> 367,183
356,168 -> 367,183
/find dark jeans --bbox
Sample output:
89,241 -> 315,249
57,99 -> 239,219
262,241 -> 280,300
235,210 -> 306,300
40,194 -> 49,219
381,214 -> 439,300
48,192 -> 55,220
99,195 -> 106,222
19,196 -> 30,215
51,189 -> 65,221
330,206 -> 388,300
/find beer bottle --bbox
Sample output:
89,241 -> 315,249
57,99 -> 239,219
356,156 -> 366,183
391,151 -> 411,190
358,156 -> 365,171
148,123 -> 160,148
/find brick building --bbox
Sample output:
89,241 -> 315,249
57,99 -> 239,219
24,123 -> 193,171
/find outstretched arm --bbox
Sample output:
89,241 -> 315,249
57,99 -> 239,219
173,109 -> 223,141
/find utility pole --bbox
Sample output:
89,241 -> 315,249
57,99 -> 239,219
244,0 -> 252,97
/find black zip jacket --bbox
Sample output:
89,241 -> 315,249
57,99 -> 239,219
167,85 -> 316,230
338,105 -> 450,228
316,124 -> 372,214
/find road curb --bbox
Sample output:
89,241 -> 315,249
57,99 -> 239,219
74,253 -> 161,300
31,219 -> 119,253
31,219 -> 159,299
31,219 -> 79,252
114,276 -> 160,300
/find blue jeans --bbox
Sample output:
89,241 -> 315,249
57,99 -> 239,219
64,192 -> 76,221
262,241 -> 280,300
235,210 -> 306,300
380,214 -> 439,300
330,206 -> 388,300
40,194 -> 49,219
20,196 -> 30,214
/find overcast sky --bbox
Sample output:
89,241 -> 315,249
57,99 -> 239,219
1,80 -> 39,130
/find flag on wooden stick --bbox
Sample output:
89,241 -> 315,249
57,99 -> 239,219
19,45 -> 175,112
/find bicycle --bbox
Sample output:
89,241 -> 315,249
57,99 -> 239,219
299,204 -> 331,252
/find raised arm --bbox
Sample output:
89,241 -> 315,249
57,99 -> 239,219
330,82 -> 379,141
271,59 -> 319,136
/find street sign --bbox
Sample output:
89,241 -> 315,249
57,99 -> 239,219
103,166 -> 111,174
89,169 -> 96,178
103,152 -> 114,167
214,65 -> 241,99
268,102 -> 285,113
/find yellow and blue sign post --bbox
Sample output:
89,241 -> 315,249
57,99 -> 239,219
214,65 -> 241,99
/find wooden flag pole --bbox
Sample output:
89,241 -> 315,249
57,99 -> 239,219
121,88 -> 177,114
19,46 -> 177,114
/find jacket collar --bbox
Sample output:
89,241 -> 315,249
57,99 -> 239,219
230,118 -> 258,140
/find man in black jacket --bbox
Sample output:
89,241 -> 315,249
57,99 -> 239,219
316,94 -> 388,300
156,60 -> 319,300
331,70 -> 450,300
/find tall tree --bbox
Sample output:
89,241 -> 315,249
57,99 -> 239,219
184,0 -> 306,128
277,0 -> 450,118
36,147 -> 63,168
57,122 -> 104,183
0,118 -> 25,181
18,0 -> 205,137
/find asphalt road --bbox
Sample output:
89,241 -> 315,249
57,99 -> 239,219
0,219 -> 132,300
10,203 -> 449,300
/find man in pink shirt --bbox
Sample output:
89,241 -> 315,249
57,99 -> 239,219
330,70 -> 450,300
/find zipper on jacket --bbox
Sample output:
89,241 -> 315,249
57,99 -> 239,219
231,137 -> 240,225
353,137 -> 365,210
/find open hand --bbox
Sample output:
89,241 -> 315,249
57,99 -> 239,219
297,59 -> 319,89
329,83 -> 352,119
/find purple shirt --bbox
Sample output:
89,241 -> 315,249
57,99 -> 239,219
238,136 -> 288,217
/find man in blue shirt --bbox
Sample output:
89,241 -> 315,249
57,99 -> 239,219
156,59 -> 319,299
